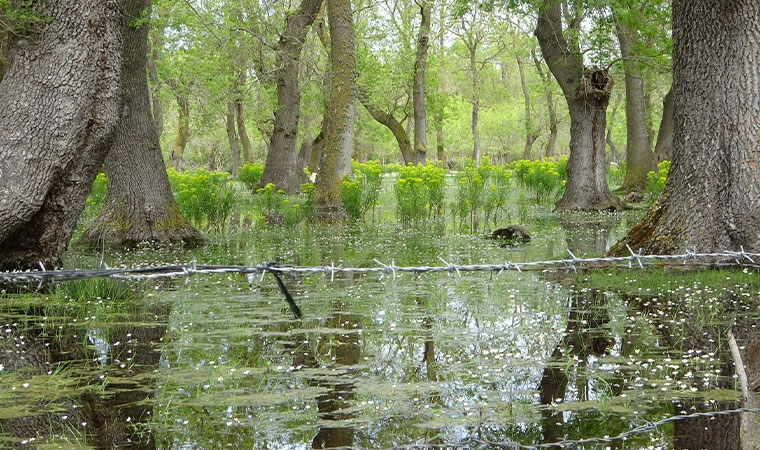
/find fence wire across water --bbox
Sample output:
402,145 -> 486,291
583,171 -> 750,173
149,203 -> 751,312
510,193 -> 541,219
3,248 -> 760,448
1,247 -> 760,284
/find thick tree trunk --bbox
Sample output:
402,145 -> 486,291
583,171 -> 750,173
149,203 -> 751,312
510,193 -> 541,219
358,90 -> 413,164
611,0 -> 760,254
606,91 -> 622,164
531,45 -> 557,160
169,93 -> 189,171
412,2 -> 430,164
616,20 -> 656,192
259,0 -> 322,194
517,56 -> 539,160
226,100 -> 242,177
78,0 -> 205,249
0,1 -> 125,270
535,0 -> 620,211
654,86 -> 674,162
315,0 -> 355,219
309,130 -> 324,173
297,113 -> 314,170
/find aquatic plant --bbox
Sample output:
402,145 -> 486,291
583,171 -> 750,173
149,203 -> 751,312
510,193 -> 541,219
167,168 -> 235,232
646,160 -> 670,203
394,162 -> 446,226
236,162 -> 264,192
341,160 -> 383,221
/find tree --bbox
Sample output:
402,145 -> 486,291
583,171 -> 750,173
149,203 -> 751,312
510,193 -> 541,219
78,0 -> 205,248
516,49 -> 539,159
314,0 -> 356,218
612,0 -> 760,254
653,85 -> 673,162
614,4 -> 657,192
0,1 -> 125,270
259,0 -> 323,194
531,49 -> 558,158
534,0 -> 621,211
412,0 -> 431,164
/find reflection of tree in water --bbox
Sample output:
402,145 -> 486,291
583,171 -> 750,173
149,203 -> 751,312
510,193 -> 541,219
0,296 -> 168,449
558,214 -> 618,256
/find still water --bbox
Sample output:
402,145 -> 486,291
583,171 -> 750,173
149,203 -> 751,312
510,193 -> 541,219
1,208 -> 758,449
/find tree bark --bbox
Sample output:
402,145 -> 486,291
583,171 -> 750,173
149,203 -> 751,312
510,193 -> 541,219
532,49 -> 557,159
169,93 -> 189,171
259,0 -> 322,194
297,113 -> 314,170
78,0 -> 204,249
606,90 -> 623,163
412,1 -> 430,164
0,29 -> 8,83
435,6 -> 446,167
315,0 -> 355,219
469,45 -> 481,166
611,0 -> 760,254
517,55 -> 539,160
147,20 -> 164,138
654,86 -> 673,162
0,0 -> 126,270
358,89 -> 413,164
235,75 -> 253,163
616,19 -> 656,192
535,0 -> 621,211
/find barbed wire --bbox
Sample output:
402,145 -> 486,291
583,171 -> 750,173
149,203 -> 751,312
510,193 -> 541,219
0,247 -> 759,285
393,406 -> 760,450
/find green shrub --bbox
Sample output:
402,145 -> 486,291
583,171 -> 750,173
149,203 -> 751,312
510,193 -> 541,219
341,175 -> 363,220
167,168 -> 235,231
340,160 -> 383,221
607,160 -> 627,188
646,160 -> 670,203
394,162 -> 446,226
510,158 -> 565,203
254,182 -> 312,228
300,182 -> 315,222
237,162 -> 264,191
453,157 -> 513,232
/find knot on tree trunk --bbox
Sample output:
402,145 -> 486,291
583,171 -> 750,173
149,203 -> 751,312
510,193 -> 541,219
578,68 -> 613,100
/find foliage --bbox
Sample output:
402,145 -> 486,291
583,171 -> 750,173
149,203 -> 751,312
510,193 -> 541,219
0,0 -> 48,36
167,168 -> 235,232
254,182 -> 313,227
55,278 -> 144,303
237,162 -> 264,192
646,160 -> 670,203
453,157 -> 513,233
607,161 -> 627,188
394,162 -> 446,226
83,173 -> 108,217
511,157 -> 566,203
340,160 -> 384,221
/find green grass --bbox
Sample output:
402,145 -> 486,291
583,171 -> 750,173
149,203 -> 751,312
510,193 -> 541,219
573,266 -> 760,293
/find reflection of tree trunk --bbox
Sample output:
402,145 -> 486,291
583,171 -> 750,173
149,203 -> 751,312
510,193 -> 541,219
559,214 -> 616,256
311,311 -> 360,449
539,290 -> 614,443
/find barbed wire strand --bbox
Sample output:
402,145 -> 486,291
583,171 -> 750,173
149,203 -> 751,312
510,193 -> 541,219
1,249 -> 759,284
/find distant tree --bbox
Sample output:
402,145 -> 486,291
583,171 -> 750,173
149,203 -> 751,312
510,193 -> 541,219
314,0 -> 356,219
0,1 -> 125,270
534,0 -> 621,210
612,0 -> 760,254
412,0 -> 431,164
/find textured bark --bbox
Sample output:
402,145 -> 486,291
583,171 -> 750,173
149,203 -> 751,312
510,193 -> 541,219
309,130 -> 324,173
147,22 -> 164,138
435,7 -> 446,167
468,46 -> 481,166
226,100 -> 242,177
78,0 -> 205,249
532,49 -> 557,159
654,86 -> 674,162
296,113 -> 314,170
0,0 -> 125,270
235,75 -> 253,163
606,91 -> 622,164
611,0 -> 760,255
358,89 -> 413,164
535,0 -> 621,211
412,2 -> 430,164
259,0 -> 322,194
517,55 -> 539,160
169,93 -> 189,171
315,0 -> 355,219
616,19 -> 656,192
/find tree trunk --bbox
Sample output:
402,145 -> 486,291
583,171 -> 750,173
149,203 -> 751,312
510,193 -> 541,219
0,29 -> 8,83
78,0 -> 205,249
147,21 -> 164,138
606,90 -> 623,163
435,7 -> 446,167
616,19 -> 656,192
654,86 -> 674,162
309,130 -> 324,173
469,47 -> 481,166
315,0 -> 355,219
235,75 -> 253,163
412,2 -> 430,164
226,100 -> 242,177
517,55 -> 539,160
532,49 -> 558,159
358,89 -> 413,164
259,0 -> 322,194
297,113 -> 314,170
535,0 -> 621,211
611,0 -> 760,254
0,0 -> 125,270
169,93 -> 189,171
